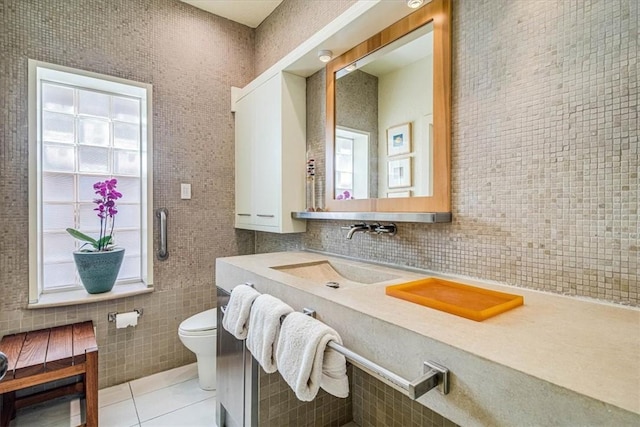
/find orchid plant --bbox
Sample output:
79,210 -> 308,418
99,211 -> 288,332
336,190 -> 353,200
66,178 -> 122,252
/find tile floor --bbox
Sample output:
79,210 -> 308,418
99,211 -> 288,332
9,363 -> 217,427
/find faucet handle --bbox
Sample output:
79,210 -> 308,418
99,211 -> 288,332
374,223 -> 397,236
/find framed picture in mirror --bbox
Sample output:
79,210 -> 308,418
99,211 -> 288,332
387,122 -> 412,157
388,158 -> 412,188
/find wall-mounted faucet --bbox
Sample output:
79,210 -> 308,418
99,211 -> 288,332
342,222 -> 397,239
344,223 -> 371,239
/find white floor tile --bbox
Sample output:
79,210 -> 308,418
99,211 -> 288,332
133,378 -> 216,422
140,397 -> 217,427
100,382 -> 134,407
69,398 -> 81,417
70,413 -> 82,427
8,364 -> 209,427
99,398 -> 139,427
10,399 -> 76,427
130,363 -> 198,397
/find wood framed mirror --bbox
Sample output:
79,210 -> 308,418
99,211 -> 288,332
325,0 -> 451,213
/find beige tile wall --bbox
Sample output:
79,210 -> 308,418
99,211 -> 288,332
352,367 -> 458,427
256,0 -> 639,307
254,0 -> 356,76
0,0 -> 255,387
258,366 -> 353,426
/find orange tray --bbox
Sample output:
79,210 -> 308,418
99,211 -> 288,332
386,277 -> 523,321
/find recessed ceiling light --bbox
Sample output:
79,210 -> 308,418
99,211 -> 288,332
345,64 -> 357,72
407,0 -> 424,9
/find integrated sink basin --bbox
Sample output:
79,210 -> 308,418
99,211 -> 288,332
271,260 -> 401,287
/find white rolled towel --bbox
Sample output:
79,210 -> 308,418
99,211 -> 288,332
275,312 -> 349,401
221,284 -> 260,340
246,294 -> 294,373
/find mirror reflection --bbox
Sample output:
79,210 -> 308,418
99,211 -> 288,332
334,22 -> 434,200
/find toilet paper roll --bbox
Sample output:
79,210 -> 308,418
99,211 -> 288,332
116,311 -> 138,328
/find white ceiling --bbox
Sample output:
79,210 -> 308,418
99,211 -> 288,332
181,0 -> 284,28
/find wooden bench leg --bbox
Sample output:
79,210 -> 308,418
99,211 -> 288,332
84,351 -> 98,427
1,391 -> 16,427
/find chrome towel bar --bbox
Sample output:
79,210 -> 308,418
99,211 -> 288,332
219,286 -> 450,399
304,307 -> 449,398
219,283 -> 255,315
326,341 -> 449,398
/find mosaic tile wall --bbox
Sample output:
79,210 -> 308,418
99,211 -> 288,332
257,0 -> 639,306
352,367 -> 458,427
258,365 -> 353,427
0,0 -> 255,387
254,0 -> 356,76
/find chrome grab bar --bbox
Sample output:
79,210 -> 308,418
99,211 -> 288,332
0,351 -> 8,381
156,208 -> 169,260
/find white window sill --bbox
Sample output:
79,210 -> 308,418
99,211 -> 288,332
27,282 -> 154,309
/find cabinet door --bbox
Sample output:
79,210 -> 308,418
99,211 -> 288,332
252,75 -> 280,227
234,93 -> 253,227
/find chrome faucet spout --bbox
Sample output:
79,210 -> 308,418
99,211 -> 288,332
346,223 -> 370,239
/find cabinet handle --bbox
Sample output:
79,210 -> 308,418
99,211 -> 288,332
237,213 -> 251,217
257,214 -> 275,218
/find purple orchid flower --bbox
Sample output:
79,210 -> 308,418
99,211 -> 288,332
67,178 -> 123,251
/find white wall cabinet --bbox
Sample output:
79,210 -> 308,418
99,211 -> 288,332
234,72 -> 306,233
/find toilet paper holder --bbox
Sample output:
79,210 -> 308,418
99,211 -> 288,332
107,308 -> 143,323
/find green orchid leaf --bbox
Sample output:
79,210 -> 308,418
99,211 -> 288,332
97,235 -> 113,249
66,228 -> 98,246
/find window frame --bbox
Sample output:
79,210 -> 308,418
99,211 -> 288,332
28,59 -> 154,306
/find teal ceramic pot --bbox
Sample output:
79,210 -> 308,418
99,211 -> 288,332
73,248 -> 125,294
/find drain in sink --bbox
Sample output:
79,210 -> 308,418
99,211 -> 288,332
325,281 -> 340,288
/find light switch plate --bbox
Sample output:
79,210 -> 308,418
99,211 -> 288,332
181,183 -> 191,200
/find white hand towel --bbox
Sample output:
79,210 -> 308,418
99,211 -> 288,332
275,312 -> 349,401
246,294 -> 294,373
222,284 -> 260,340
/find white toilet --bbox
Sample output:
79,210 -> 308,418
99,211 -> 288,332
178,308 -> 217,390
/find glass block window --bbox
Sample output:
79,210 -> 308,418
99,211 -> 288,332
335,135 -> 354,195
30,61 -> 152,297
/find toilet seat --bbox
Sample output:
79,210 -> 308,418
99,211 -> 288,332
179,308 -> 217,336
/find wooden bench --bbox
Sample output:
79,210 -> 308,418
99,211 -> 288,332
0,321 -> 98,427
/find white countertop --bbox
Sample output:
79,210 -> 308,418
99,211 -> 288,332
217,251 -> 640,416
